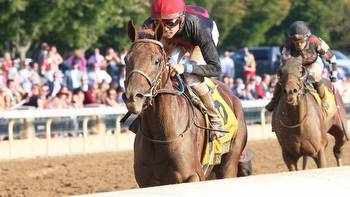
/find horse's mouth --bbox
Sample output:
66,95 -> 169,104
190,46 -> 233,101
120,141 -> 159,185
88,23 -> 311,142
286,96 -> 298,106
122,93 -> 145,114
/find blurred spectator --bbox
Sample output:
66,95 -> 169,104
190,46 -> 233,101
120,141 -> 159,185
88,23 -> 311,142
38,42 -> 50,70
87,62 -> 112,86
243,47 -> 256,84
0,84 -> 13,109
220,51 -> 235,79
47,87 -> 71,109
96,80 -> 110,103
48,71 -> 64,98
116,86 -> 124,104
48,46 -> 63,67
24,84 -> 42,108
7,79 -> 25,104
105,48 -> 121,81
2,52 -> 12,81
84,82 -> 99,104
0,70 -> 6,87
255,76 -> 265,99
66,49 -> 87,72
88,48 -> 105,66
7,59 -> 19,80
80,74 -> 89,92
261,74 -> 271,99
30,62 -> 42,85
241,78 -> 256,100
104,88 -> 119,106
18,59 -> 33,93
64,62 -> 83,91
232,78 -> 245,99
72,89 -> 85,108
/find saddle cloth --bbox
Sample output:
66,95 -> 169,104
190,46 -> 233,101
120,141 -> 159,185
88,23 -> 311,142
307,83 -> 337,119
201,78 -> 239,166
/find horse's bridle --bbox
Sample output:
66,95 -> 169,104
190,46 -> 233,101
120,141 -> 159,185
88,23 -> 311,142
279,68 -> 308,128
125,38 -> 194,143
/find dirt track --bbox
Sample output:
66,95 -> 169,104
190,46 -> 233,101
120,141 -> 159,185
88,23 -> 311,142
0,138 -> 349,197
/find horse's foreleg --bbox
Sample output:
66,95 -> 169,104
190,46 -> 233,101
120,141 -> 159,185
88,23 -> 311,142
302,156 -> 308,170
282,151 -> 298,171
186,173 -> 200,182
315,148 -> 327,168
329,126 -> 347,167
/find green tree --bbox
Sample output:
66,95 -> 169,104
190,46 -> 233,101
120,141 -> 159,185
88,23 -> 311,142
224,0 -> 290,50
0,0 -> 65,59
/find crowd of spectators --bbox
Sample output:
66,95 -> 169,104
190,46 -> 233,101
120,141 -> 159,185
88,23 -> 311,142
220,49 -> 350,101
0,43 -> 127,110
1,45 -> 350,111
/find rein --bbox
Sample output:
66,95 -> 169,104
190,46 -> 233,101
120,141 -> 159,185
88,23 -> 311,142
126,38 -> 195,143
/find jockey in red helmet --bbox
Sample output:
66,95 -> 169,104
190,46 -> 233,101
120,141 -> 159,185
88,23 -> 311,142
144,0 -> 225,137
265,21 -> 338,112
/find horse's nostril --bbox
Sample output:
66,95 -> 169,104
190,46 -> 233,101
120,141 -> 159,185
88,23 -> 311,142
135,93 -> 144,99
293,89 -> 298,93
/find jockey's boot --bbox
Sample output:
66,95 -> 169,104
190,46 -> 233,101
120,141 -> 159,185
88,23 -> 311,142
314,81 -> 329,110
199,91 -> 226,138
193,82 -> 226,137
265,83 -> 282,112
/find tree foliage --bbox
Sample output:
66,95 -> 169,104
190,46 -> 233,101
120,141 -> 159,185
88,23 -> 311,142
0,0 -> 350,57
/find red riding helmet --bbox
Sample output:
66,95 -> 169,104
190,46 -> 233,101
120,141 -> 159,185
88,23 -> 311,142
151,0 -> 185,20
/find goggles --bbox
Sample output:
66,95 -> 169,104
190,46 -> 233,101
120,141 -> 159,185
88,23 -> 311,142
155,18 -> 181,28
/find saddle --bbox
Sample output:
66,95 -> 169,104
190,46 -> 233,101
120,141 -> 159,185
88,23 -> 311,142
184,78 -> 239,166
305,82 -> 337,119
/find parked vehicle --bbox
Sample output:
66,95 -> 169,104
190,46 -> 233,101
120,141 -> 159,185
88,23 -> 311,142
332,50 -> 350,78
231,46 -> 281,78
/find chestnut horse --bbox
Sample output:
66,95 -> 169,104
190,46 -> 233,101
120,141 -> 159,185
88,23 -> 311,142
272,58 -> 348,171
122,22 -> 248,187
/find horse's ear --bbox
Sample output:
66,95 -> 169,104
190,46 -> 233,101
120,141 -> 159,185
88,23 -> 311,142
154,23 -> 163,41
128,20 -> 136,42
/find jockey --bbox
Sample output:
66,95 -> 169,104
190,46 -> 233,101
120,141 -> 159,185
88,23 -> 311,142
265,21 -> 337,112
144,0 -> 224,136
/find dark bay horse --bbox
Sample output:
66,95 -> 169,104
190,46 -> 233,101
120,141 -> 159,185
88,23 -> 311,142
272,58 -> 348,171
122,22 -> 248,187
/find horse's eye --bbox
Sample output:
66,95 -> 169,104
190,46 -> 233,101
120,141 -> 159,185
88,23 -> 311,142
155,59 -> 161,66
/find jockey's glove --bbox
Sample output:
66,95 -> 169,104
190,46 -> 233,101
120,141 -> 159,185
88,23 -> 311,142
171,64 -> 185,74
330,70 -> 338,82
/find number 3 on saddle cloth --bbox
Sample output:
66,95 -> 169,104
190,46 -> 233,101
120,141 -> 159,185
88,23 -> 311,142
201,78 -> 239,166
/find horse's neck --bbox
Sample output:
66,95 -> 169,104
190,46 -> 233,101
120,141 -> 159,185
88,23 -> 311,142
282,94 -> 308,122
142,82 -> 186,139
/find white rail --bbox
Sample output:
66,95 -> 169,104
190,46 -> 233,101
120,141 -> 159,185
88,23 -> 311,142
0,99 -> 348,159
76,166 -> 350,197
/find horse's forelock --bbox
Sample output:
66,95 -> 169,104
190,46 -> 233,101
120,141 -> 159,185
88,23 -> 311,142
138,28 -> 155,40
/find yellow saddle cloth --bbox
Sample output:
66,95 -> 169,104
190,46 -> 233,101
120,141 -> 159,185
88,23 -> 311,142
201,78 -> 239,166
309,86 -> 337,119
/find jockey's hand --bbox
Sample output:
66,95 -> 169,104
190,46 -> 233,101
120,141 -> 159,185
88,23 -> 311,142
171,64 -> 185,74
330,71 -> 338,91
330,71 -> 337,83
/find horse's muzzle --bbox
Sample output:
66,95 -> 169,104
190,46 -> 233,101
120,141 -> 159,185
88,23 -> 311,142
122,92 -> 145,114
